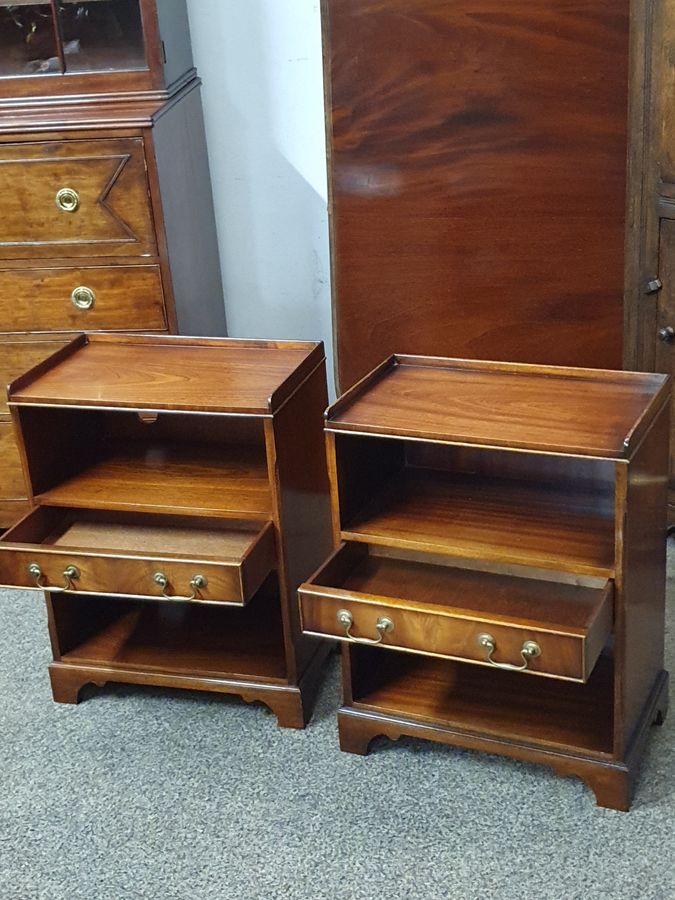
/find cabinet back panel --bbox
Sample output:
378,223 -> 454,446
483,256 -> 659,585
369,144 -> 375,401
405,442 -> 616,495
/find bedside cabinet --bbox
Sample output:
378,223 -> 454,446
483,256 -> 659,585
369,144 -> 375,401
0,334 -> 332,728
0,0 -> 225,526
299,355 -> 670,810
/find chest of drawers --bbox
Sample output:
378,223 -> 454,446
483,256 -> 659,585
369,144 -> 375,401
299,354 -> 670,809
0,0 -> 226,526
0,333 -> 332,728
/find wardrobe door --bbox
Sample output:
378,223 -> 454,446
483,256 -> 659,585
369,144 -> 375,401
324,0 -> 636,389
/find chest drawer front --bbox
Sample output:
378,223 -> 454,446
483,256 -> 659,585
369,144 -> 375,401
0,338 -> 71,416
0,265 -> 166,334
0,420 -> 27,500
0,139 -> 156,258
0,508 -> 276,606
299,544 -> 613,683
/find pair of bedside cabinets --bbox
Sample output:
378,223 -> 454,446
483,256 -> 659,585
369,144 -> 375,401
0,334 -> 669,812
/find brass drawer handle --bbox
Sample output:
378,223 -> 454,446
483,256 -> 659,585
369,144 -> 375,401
337,608 -> 394,645
55,187 -> 80,213
28,562 -> 80,592
477,632 -> 541,672
71,286 -> 96,310
153,572 -> 208,601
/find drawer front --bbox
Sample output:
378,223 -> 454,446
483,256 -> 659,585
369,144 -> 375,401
299,544 -> 613,683
300,590 -> 588,681
0,509 -> 277,606
5,550 -> 248,604
0,338 -> 71,415
0,265 -> 166,334
0,138 -> 156,258
0,421 -> 27,500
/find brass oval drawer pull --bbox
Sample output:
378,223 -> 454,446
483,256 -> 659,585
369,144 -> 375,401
477,632 -> 541,672
336,608 -> 394,645
71,286 -> 96,310
28,562 -> 80,592
55,187 -> 80,213
153,572 -> 208,601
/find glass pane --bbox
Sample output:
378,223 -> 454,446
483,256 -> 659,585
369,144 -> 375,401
58,0 -> 147,73
0,3 -> 61,78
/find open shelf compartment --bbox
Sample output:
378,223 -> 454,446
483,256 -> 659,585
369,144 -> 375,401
15,406 -> 273,519
300,542 -> 613,683
51,574 -> 288,683
331,433 -> 617,577
0,505 -> 276,605
349,645 -> 615,756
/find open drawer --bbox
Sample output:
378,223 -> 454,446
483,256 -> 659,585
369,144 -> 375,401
0,506 -> 276,606
299,543 -> 613,683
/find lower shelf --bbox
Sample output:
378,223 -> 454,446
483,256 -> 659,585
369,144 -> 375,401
51,575 -> 288,683
350,645 -> 614,756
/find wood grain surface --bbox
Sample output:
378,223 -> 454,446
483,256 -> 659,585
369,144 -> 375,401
0,264 -> 166,333
324,0 -> 632,388
10,335 -> 323,414
0,138 -> 156,258
327,357 -> 668,458
300,543 -> 613,681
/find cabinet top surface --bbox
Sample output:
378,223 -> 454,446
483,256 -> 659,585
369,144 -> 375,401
327,355 -> 669,458
8,334 -> 324,415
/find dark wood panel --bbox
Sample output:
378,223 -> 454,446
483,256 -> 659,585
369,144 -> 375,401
324,0 -> 632,388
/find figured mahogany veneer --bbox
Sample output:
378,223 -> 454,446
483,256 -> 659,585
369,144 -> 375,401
6,334 -> 333,727
301,354 -> 670,809
0,506 -> 276,606
300,543 -> 613,683
0,265 -> 166,333
323,0 -> 649,391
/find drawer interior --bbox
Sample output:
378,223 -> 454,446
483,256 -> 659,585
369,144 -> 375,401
331,433 -> 617,576
3,505 -> 270,564
15,407 -> 272,519
302,542 -> 613,634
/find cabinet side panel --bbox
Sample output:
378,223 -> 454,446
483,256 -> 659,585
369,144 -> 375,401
268,363 -> 333,680
151,86 -> 226,336
615,405 -> 669,753
155,0 -> 194,89
325,0 -> 631,389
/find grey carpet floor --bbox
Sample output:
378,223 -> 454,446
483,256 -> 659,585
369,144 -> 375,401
2,551 -> 675,900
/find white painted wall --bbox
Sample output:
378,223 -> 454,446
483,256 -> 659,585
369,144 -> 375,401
185,0 -> 334,391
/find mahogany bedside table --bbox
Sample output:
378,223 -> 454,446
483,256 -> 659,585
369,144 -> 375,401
299,354 -> 670,809
0,333 -> 332,728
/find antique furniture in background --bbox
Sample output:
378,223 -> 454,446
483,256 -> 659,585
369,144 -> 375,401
299,354 -> 670,810
627,1 -> 675,522
0,0 -> 225,526
321,0 -> 648,390
0,333 -> 332,726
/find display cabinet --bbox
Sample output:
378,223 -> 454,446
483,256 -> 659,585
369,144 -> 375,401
0,0 -> 225,526
0,334 -> 332,727
299,354 -> 670,810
